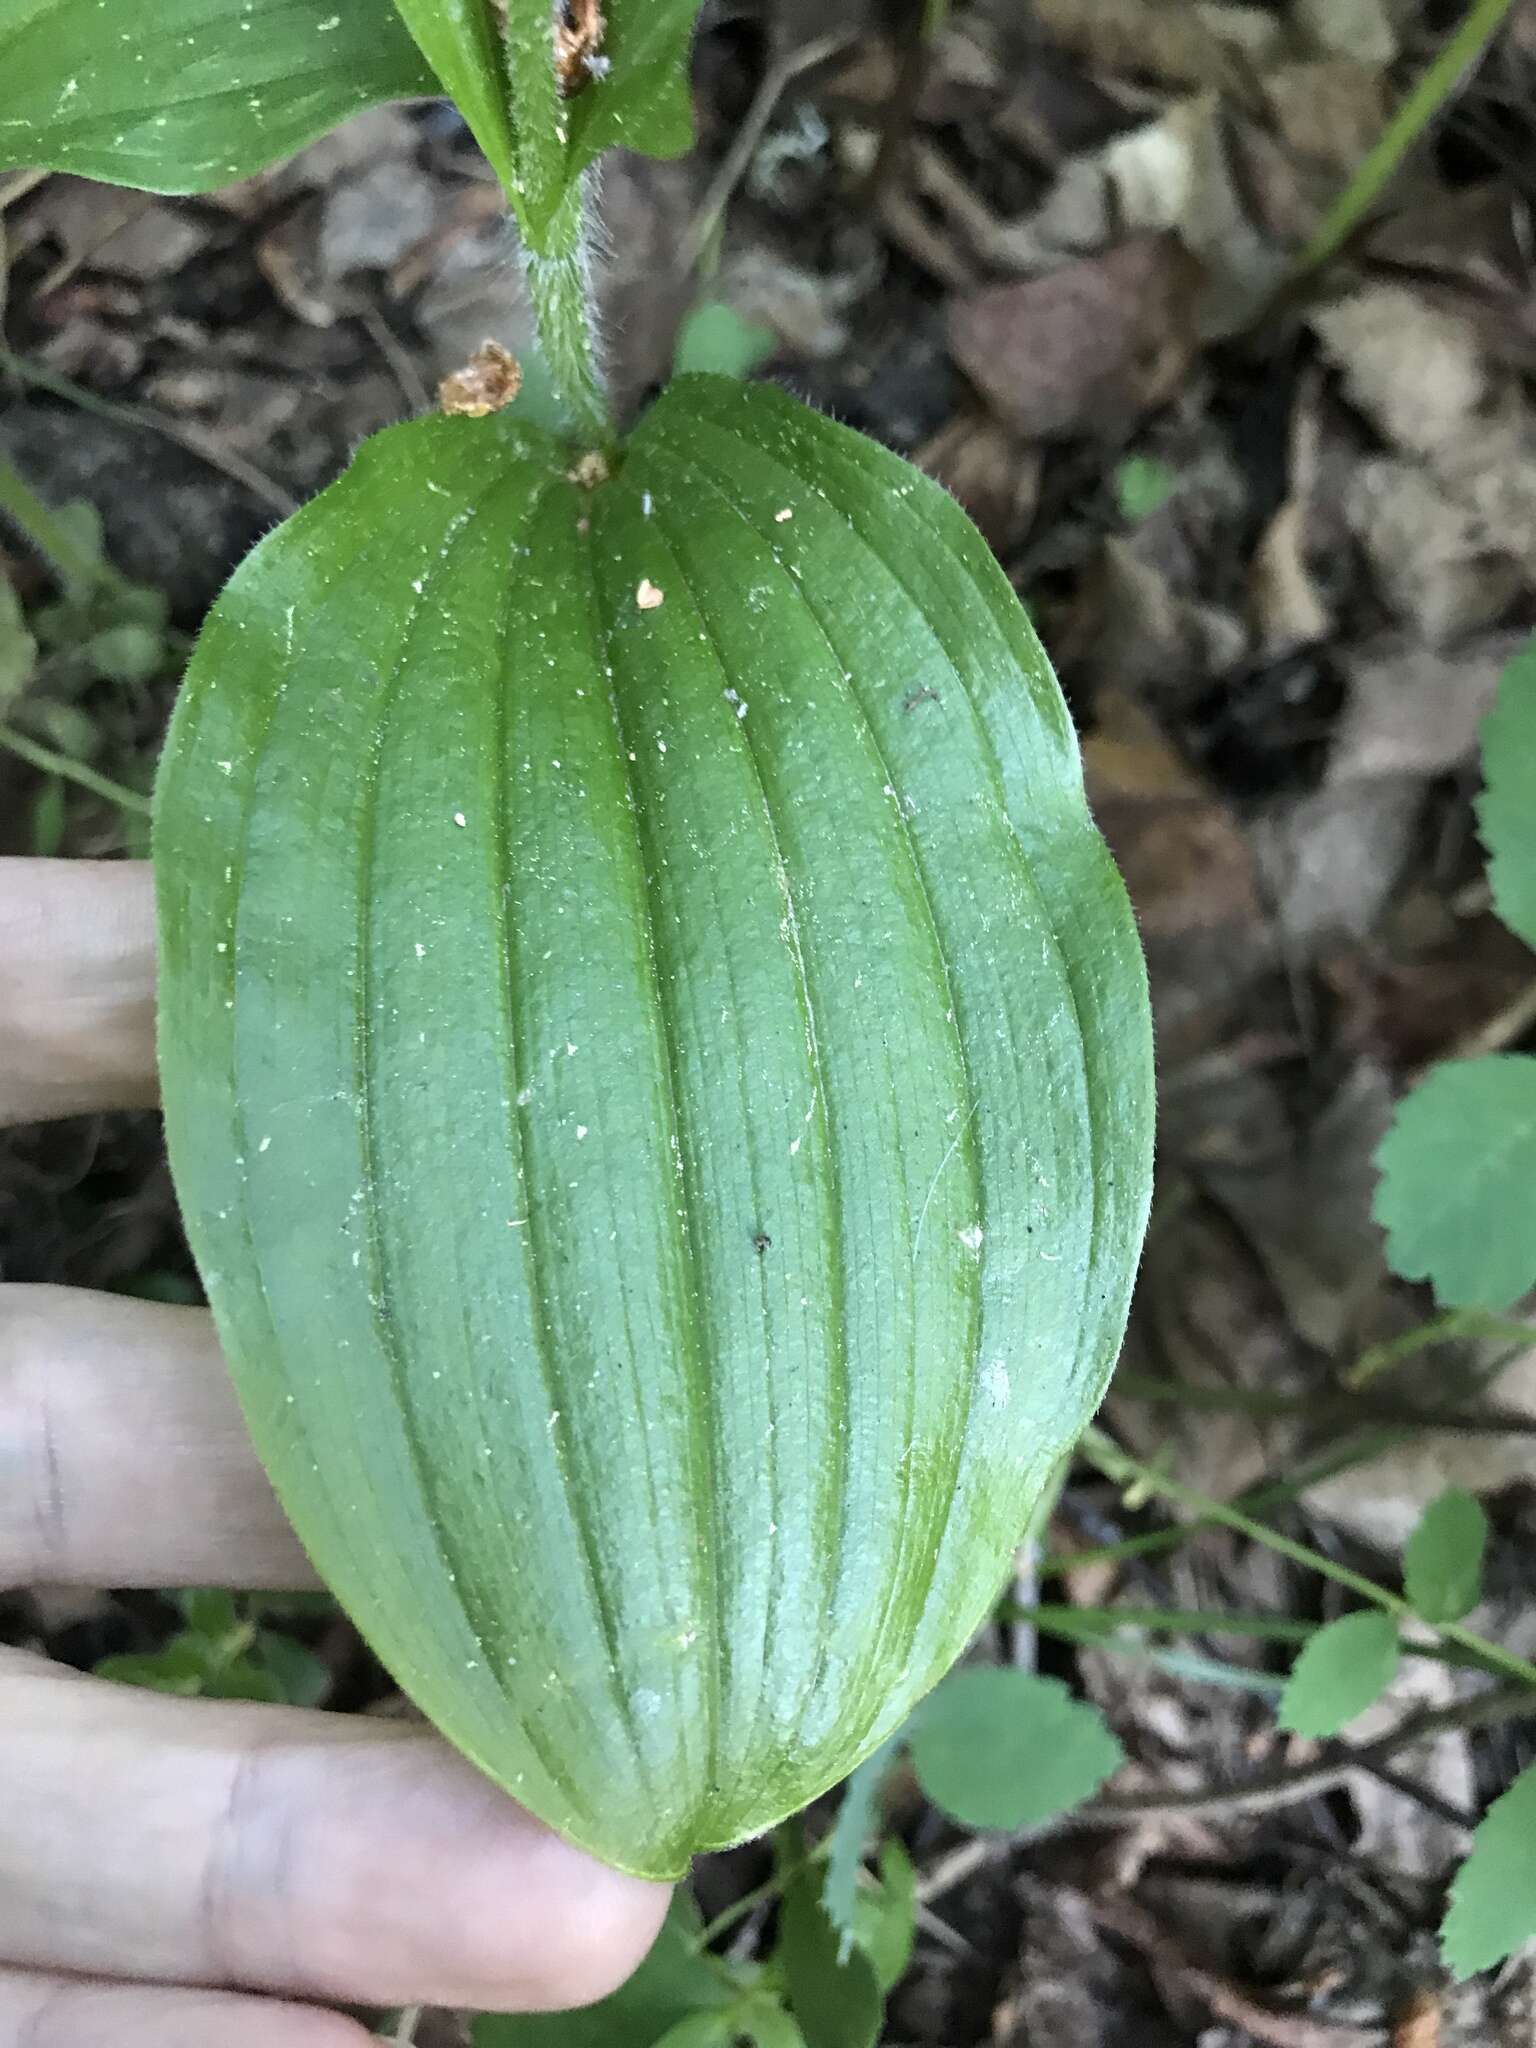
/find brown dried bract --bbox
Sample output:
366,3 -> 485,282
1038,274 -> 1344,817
438,340 -> 522,419
555,0 -> 606,98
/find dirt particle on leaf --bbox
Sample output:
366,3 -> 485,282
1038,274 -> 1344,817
438,339 -> 522,418
636,577 -> 665,610
774,507 -> 793,522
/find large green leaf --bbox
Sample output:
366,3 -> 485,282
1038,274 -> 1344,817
154,376 -> 1154,1878
0,0 -> 434,192
390,0 -> 703,238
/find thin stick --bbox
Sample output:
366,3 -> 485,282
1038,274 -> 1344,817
1287,0 -> 1521,288
0,723 -> 152,816
1079,1429 -> 1536,1690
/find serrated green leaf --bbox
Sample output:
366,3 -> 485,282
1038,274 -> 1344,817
1278,1611 -> 1399,1739
779,1866 -> 882,2048
1404,1487 -> 1488,1624
179,1587 -> 239,1638
853,1839 -> 916,1994
1442,1759 -> 1536,1979
1479,639 -> 1536,953
908,1668 -> 1123,1831
474,1895 -> 737,2048
821,1739 -> 897,1964
1374,1056 -> 1536,1310
154,374 -> 1154,1878
0,0 -> 434,193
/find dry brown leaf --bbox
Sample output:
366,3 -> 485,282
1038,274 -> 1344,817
913,412 -> 1040,552
1031,0 -> 1274,98
948,232 -> 1201,439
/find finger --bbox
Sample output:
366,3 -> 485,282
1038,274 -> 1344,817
0,857 -> 157,1126
0,1286 -> 314,1591
0,1659 -> 671,2012
0,1967 -> 370,2048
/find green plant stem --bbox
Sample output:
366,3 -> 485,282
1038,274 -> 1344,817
1006,1601 -> 1318,1644
1346,1308 -> 1533,1389
1290,0 -> 1520,285
693,1840 -> 828,1954
1116,1368 -> 1536,1436
0,454 -> 114,599
0,722 -> 152,815
1079,1428 -> 1536,1691
523,174 -> 612,448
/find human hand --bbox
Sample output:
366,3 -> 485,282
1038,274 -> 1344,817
0,857 -> 670,2046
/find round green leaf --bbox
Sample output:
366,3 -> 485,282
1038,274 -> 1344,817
154,376 -> 1154,1879
1404,1487 -> 1488,1625
1442,1759 -> 1536,1980
1277,1611 -> 1399,1740
1374,1056 -> 1536,1311
907,1668 -> 1123,1831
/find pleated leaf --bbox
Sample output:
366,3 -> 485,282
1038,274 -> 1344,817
154,375 -> 1154,1878
0,0 -> 434,192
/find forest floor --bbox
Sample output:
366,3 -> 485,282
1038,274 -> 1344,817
4,0 -> 1536,2042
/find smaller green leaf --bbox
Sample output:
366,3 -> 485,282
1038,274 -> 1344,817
388,1 -> 520,198
1278,1611 -> 1399,1739
1442,1759 -> 1536,1979
257,1629 -> 333,1706
95,1643 -> 209,1695
1114,455 -> 1176,525
778,1867 -> 882,2048
474,1895 -> 738,2048
180,1588 -> 240,1638
200,1656 -> 286,1703
734,2002 -> 807,2048
29,778 -> 64,857
1404,1488 -> 1488,1624
1374,1056 -> 1536,1310
1478,640 -> 1536,952
0,578 -> 37,706
908,1668 -> 1123,1832
85,621 -> 167,688
674,303 -> 776,381
852,1839 -> 916,1995
650,2016 -> 737,2048
820,1739 -> 897,1964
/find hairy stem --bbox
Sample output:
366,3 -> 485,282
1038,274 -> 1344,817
523,170 -> 612,447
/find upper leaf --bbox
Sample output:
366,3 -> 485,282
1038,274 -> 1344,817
1442,1759 -> 1536,1979
154,376 -> 1154,1878
1478,639 -> 1536,954
391,0 -> 703,238
1277,1611 -> 1399,1740
0,0 -> 433,192
1374,1055 -> 1536,1310
907,1668 -> 1124,1831
1403,1487 -> 1488,1624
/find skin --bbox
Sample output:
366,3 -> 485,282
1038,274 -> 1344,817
0,856 -> 671,2046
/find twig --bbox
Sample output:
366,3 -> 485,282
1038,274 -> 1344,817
0,344 -> 298,517
680,33 -> 853,270
1426,977 -> 1536,1070
0,723 -> 152,815
1283,0 -> 1521,293
1074,1682 -> 1533,1830
1080,1428 -> 1536,1690
1083,1890 -> 1384,2048
391,2007 -> 422,2048
358,304 -> 432,418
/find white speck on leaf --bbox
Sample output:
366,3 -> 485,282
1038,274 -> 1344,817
453,811 -> 467,828
576,1125 -> 588,1140
958,1223 -> 984,1253
636,578 -> 664,610
774,507 -> 793,522
414,942 -> 426,959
